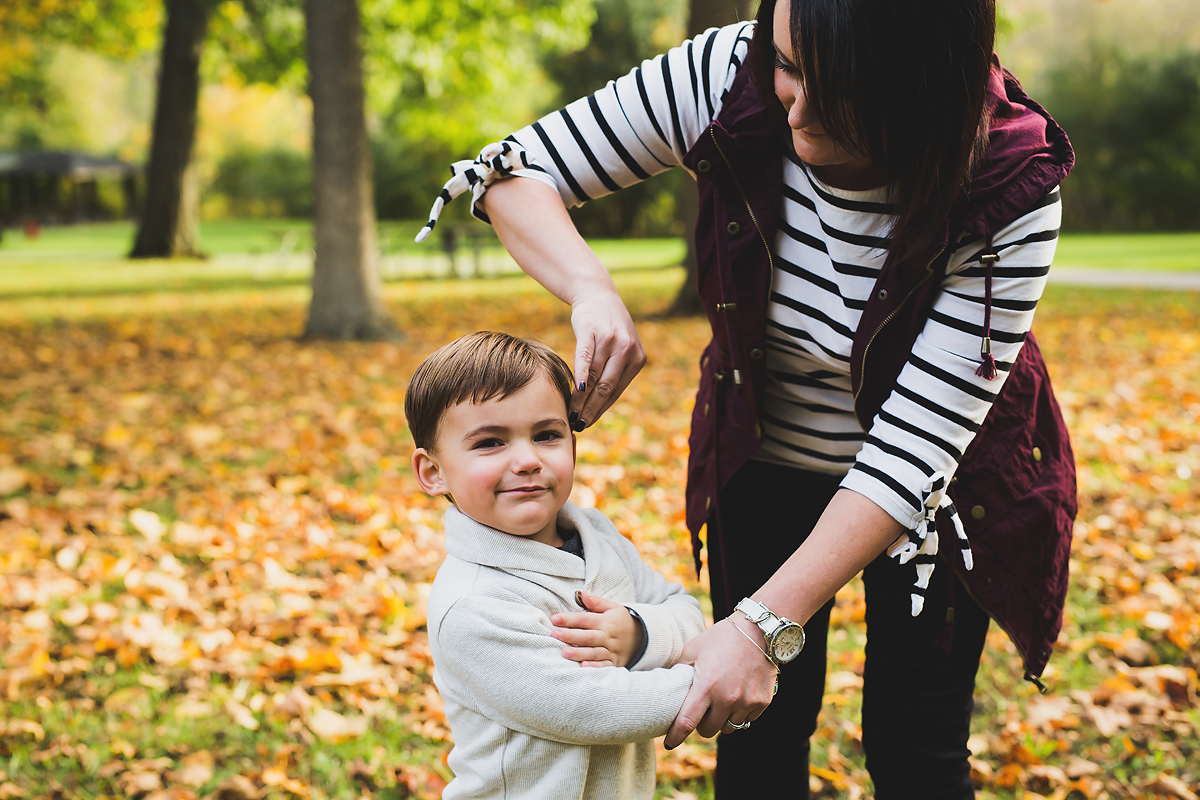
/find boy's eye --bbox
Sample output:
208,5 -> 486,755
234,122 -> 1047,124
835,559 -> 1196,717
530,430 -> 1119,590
534,430 -> 563,443
472,438 -> 503,450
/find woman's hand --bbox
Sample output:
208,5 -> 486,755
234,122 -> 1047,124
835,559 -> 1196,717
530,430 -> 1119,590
483,177 -> 646,429
569,293 -> 645,430
664,616 -> 778,749
550,590 -> 643,667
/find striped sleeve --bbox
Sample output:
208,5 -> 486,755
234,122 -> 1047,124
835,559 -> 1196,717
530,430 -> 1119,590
840,188 -> 1062,530
482,22 -> 755,209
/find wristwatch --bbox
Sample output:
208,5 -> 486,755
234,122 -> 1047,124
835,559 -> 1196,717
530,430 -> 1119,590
734,598 -> 805,666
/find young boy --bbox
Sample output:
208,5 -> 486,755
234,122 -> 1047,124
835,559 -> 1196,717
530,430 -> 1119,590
406,331 -> 705,800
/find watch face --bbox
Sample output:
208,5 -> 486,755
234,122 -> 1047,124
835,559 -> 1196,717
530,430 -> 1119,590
771,625 -> 805,663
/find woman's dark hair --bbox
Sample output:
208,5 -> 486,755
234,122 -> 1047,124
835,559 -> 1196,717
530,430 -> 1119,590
751,0 -> 996,262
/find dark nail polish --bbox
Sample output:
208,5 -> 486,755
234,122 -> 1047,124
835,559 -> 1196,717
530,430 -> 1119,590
568,410 -> 579,427
573,418 -> 586,432
578,381 -> 587,392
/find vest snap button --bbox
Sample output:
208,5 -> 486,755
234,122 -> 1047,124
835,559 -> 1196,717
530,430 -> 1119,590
749,348 -> 764,359
706,496 -> 712,510
726,221 -> 742,236
704,403 -> 710,416
696,159 -> 712,174
878,289 -> 889,300
971,505 -> 986,520
755,424 -> 762,438
1032,447 -> 1042,463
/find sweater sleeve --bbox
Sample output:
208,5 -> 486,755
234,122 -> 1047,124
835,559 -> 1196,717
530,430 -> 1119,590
436,594 -> 694,746
840,188 -> 1062,529
470,21 -> 753,214
581,509 -> 707,671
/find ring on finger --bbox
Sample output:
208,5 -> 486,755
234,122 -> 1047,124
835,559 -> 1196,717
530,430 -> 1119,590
726,718 -> 751,731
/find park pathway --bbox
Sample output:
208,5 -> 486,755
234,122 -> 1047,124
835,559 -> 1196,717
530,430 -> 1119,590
1049,267 -> 1200,291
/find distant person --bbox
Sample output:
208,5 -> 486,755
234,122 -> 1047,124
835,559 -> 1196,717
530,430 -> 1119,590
416,0 -> 1078,796
405,331 -> 706,800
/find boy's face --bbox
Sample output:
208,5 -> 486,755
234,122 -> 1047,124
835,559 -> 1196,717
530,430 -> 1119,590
412,375 -> 575,546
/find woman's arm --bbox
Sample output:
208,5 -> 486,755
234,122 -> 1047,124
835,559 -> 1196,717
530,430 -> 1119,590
459,24 -> 754,425
482,177 -> 646,428
664,488 -> 901,747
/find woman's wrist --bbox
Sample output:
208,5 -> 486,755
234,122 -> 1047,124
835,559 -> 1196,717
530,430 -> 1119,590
727,612 -> 772,661
566,277 -> 622,310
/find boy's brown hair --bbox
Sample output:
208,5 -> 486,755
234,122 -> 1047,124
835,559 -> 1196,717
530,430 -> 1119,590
404,331 -> 574,451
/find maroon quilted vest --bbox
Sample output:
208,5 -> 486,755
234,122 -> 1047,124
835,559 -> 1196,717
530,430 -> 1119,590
680,55 -> 1076,684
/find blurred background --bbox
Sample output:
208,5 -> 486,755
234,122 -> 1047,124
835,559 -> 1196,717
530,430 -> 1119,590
2,3 -> 1199,797
4,0 -> 1198,255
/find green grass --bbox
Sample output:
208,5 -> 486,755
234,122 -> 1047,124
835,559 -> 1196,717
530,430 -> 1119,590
3,220 -> 1197,273
0,220 -> 686,304
1055,231 -> 1200,271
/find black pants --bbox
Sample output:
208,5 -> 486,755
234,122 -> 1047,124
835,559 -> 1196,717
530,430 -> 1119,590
707,461 -> 990,800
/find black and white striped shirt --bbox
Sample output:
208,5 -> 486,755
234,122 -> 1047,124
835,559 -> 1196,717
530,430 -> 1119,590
479,22 -> 1060,531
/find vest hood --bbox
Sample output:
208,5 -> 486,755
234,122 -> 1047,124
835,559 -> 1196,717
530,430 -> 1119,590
953,56 -> 1075,237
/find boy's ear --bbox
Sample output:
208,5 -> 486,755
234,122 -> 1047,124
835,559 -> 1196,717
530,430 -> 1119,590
412,448 -> 450,497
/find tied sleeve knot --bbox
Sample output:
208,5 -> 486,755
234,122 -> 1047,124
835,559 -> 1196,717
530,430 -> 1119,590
887,472 -> 974,617
414,141 -> 536,243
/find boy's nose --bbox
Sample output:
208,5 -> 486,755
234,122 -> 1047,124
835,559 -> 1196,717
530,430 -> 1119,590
511,441 -> 542,472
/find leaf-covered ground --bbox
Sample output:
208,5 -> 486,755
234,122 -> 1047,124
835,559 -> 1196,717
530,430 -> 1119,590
0,270 -> 1197,800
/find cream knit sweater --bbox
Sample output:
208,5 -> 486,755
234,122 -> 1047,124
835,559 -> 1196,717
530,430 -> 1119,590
428,501 -> 704,800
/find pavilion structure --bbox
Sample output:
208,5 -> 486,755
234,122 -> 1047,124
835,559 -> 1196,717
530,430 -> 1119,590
0,151 -> 141,228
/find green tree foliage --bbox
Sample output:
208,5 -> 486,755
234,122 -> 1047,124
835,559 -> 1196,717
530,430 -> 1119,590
207,146 -> 312,217
207,0 -> 306,87
1046,46 -> 1200,231
540,0 -> 688,237
0,1 -> 160,149
206,0 -> 599,221
362,0 -> 598,221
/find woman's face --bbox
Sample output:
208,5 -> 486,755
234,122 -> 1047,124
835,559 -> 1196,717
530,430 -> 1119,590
771,0 -> 881,189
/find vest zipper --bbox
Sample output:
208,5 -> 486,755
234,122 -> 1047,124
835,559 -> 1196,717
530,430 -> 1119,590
709,128 -> 776,279
851,245 -> 945,427
709,128 -> 776,386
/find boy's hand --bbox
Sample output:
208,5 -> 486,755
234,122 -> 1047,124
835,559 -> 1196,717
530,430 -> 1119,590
550,590 -> 643,668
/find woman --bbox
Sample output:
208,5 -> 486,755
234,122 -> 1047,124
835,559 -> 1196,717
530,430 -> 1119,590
418,0 -> 1076,796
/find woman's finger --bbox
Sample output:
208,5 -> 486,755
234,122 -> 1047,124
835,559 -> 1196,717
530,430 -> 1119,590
568,297 -> 645,429
570,331 -> 596,423
577,329 -> 645,429
664,681 -> 710,749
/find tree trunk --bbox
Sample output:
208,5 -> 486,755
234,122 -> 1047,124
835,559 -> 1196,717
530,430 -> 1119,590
302,0 -> 394,341
130,0 -> 208,259
669,0 -> 759,316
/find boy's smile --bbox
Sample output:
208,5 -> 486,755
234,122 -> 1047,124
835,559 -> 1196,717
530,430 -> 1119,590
412,375 -> 575,546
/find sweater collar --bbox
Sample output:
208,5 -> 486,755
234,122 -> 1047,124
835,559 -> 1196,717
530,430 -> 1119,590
443,501 -> 601,584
